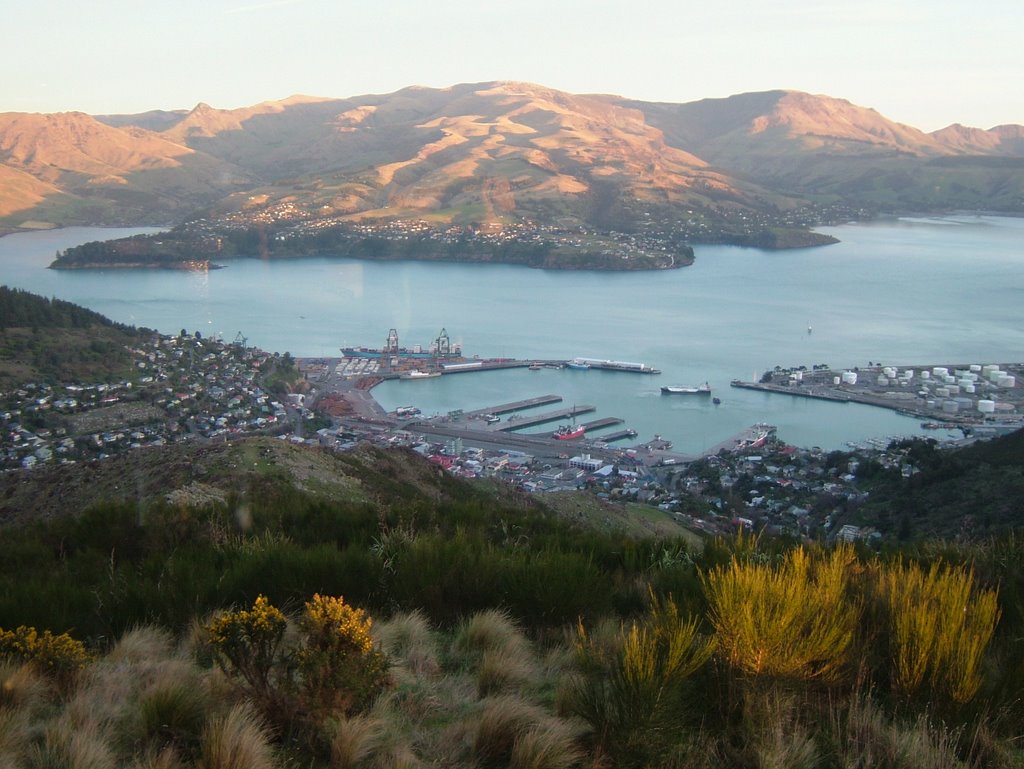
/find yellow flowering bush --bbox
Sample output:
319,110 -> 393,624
0,624 -> 92,688
296,594 -> 388,716
204,595 -> 287,699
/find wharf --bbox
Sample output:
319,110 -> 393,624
580,417 -> 624,432
730,380 -> 852,402
499,405 -> 596,431
595,429 -> 638,443
463,395 -> 562,420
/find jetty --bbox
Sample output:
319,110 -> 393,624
499,405 -> 596,431
462,395 -> 562,420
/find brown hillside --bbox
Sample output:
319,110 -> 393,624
4,83 -> 1024,230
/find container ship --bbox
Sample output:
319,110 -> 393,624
342,328 -> 462,359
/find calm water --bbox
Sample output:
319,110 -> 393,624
2,216 -> 1022,452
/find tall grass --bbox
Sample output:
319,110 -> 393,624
328,714 -> 385,769
198,703 -> 277,769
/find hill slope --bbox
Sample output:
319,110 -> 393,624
3,83 -> 1023,236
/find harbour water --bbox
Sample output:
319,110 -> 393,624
2,216 -> 1022,452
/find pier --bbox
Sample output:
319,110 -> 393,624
462,395 -> 562,420
595,429 -> 638,443
580,417 -> 624,432
498,405 -> 596,431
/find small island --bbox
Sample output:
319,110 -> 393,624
50,218 -> 695,272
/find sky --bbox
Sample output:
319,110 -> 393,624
3,0 -> 1022,131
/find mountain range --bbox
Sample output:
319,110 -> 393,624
2,81 -> 1023,235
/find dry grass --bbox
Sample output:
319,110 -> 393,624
508,719 -> 585,769
127,746 -> 186,769
375,611 -> 439,679
472,695 -> 548,768
328,714 -> 387,769
32,717 -> 117,769
477,646 -> 538,697
829,695 -> 970,769
455,610 -> 531,662
198,703 -> 277,769
106,625 -> 177,665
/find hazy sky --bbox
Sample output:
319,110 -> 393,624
4,0 -> 1022,131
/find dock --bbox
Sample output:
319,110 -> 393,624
463,395 -> 562,420
580,417 -> 624,432
594,429 -> 638,443
499,405 -> 596,431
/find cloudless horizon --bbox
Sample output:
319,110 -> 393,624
4,0 -> 1023,132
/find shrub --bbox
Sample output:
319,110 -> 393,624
296,594 -> 389,717
569,594 -> 714,768
0,624 -> 92,689
703,544 -> 857,683
203,595 -> 287,704
878,559 -> 1000,704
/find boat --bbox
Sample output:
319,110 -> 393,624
661,382 -> 711,395
528,363 -> 542,371
712,397 -> 721,405
342,327 -> 463,359
553,424 -> 586,440
400,370 -> 441,380
566,359 -> 591,370
483,413 -> 501,424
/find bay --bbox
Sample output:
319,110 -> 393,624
2,216 -> 1022,453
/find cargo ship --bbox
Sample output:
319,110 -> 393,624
342,328 -> 462,359
553,424 -> 586,440
569,357 -> 660,374
661,382 -> 711,395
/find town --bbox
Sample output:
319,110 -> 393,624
0,324 -> 973,547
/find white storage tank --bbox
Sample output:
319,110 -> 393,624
792,370 -> 803,381
983,364 -> 1000,375
947,385 -> 960,395
998,375 -> 1016,388
833,376 -> 841,386
944,375 -> 957,384
841,371 -> 858,385
978,400 -> 996,413
933,367 -> 949,377
942,400 -> 960,413
883,367 -> 897,378
921,371 -> 931,380
877,375 -> 890,386
903,370 -> 915,379
989,371 -> 1004,382
970,364 -> 982,373
963,385 -> 976,394
936,387 -> 950,397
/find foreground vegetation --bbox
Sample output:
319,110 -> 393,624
3,453 -> 1024,766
